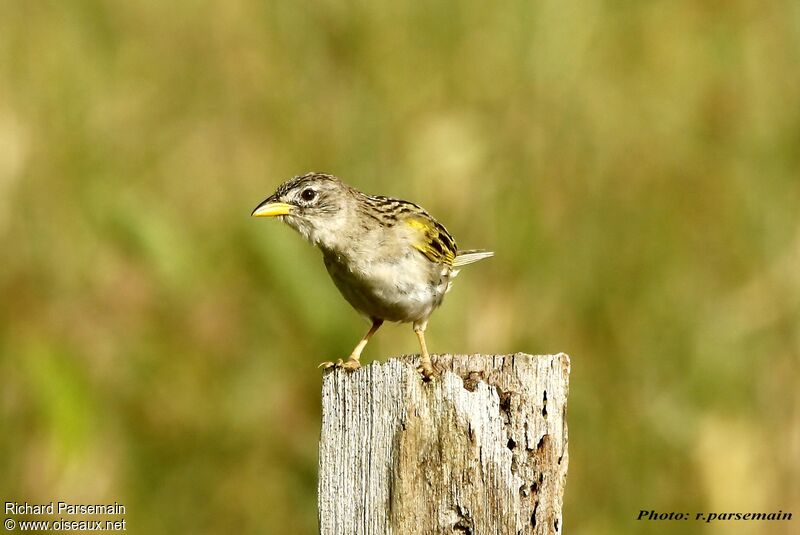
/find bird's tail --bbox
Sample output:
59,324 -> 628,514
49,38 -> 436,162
453,249 -> 494,267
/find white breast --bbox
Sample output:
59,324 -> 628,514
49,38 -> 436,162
324,249 -> 451,324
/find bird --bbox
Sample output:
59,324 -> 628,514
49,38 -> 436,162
251,172 -> 493,379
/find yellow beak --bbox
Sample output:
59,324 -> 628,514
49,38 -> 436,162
251,201 -> 294,217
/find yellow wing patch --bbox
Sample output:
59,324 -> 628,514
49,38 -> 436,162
405,216 -> 456,265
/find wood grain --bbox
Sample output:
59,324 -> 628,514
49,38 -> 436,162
318,353 -> 570,535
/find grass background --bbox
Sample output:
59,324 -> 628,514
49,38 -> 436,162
1,1 -> 798,533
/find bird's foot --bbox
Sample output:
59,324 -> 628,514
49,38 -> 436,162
318,357 -> 361,371
417,362 -> 435,381
339,357 -> 361,371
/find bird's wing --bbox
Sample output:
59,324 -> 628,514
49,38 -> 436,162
403,213 -> 457,266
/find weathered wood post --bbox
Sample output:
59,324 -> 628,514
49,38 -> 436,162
318,353 -> 570,535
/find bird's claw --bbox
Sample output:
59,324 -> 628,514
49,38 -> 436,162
340,358 -> 361,371
318,358 -> 361,371
417,363 -> 435,381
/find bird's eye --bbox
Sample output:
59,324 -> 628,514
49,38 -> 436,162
301,188 -> 316,202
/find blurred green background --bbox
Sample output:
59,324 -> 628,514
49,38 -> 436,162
1,1 -> 798,534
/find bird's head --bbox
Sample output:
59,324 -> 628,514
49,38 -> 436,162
252,172 -> 355,248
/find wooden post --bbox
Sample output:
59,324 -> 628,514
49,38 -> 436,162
318,353 -> 570,535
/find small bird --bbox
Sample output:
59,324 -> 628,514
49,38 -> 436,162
252,172 -> 493,378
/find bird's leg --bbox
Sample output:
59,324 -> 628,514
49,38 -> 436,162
341,319 -> 383,370
319,319 -> 383,371
413,321 -> 435,380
